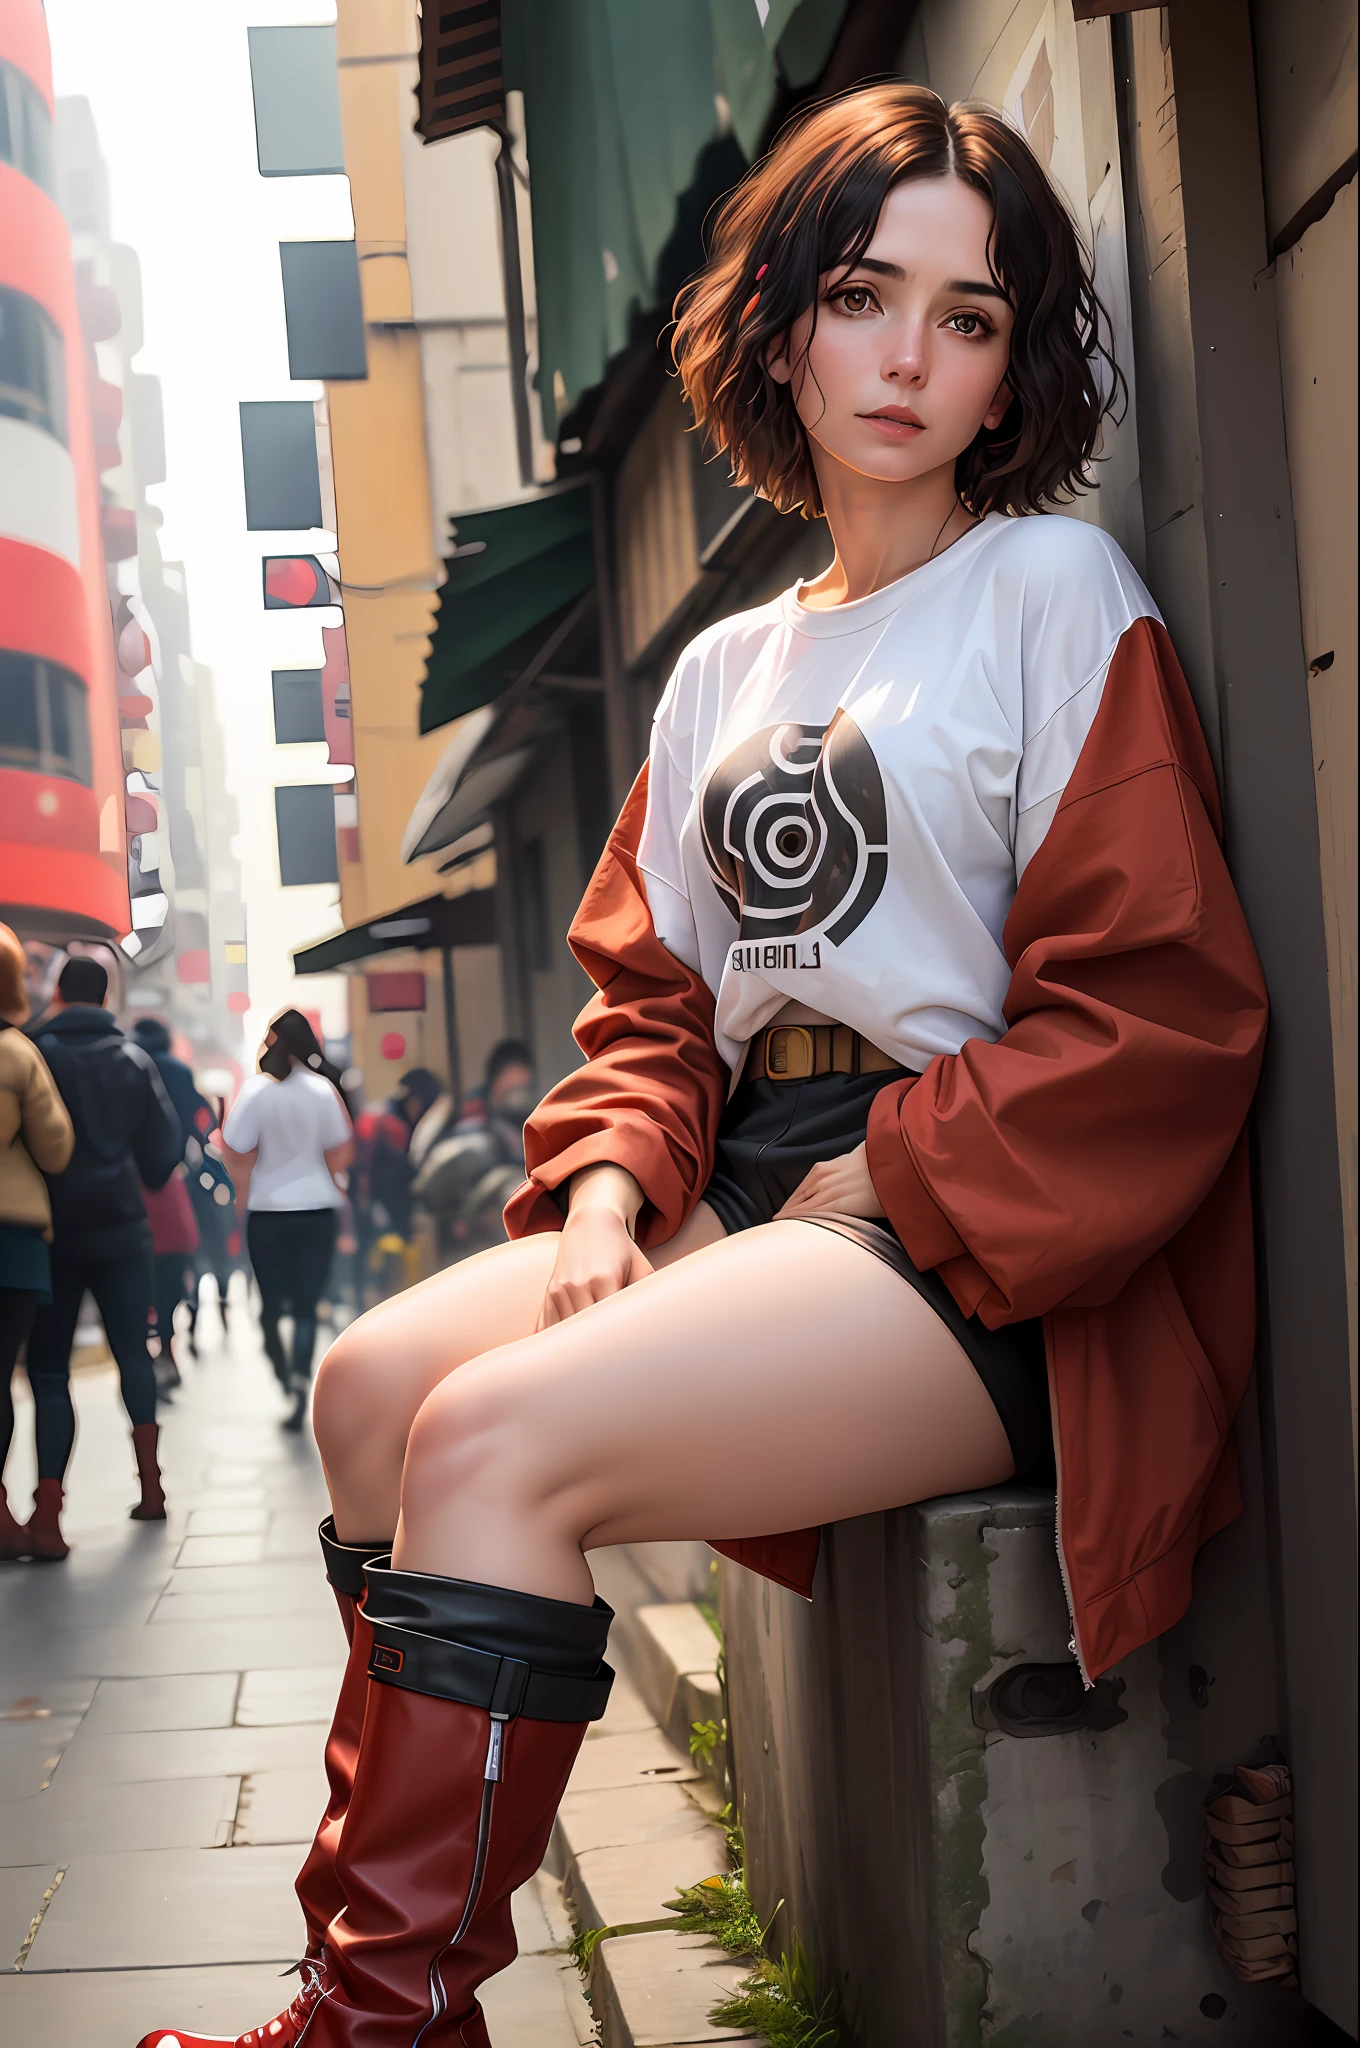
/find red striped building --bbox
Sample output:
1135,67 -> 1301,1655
0,0 -> 128,940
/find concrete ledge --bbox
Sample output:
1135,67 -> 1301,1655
591,1931 -> 760,2047
630,1604 -> 725,1787
549,1582 -> 765,2048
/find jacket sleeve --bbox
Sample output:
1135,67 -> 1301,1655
865,618 -> 1268,1327
21,1043 -> 74,1176
503,765 -> 729,1251
133,1054 -> 185,1192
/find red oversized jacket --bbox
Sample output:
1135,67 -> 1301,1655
504,619 -> 1268,1679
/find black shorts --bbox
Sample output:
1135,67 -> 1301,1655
701,1068 -> 1054,1483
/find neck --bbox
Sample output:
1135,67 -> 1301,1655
799,450 -> 974,608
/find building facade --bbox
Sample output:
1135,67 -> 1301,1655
53,95 -> 248,1077
0,0 -> 128,956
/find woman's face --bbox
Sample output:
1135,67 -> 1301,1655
770,174 -> 1015,491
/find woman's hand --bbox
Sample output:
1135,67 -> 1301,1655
774,1141 -> 886,1222
538,1164 -> 653,1329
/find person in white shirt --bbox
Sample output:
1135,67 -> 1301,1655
222,1009 -> 353,1431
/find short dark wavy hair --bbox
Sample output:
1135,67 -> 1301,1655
672,83 -> 1124,520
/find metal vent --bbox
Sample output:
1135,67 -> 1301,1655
415,0 -> 504,142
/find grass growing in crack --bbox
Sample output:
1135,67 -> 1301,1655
570,1867 -> 846,2048
689,1715 -> 725,1765
710,1939 -> 842,2048
663,1870 -> 774,1957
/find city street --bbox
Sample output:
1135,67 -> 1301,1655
0,1294 -> 591,2047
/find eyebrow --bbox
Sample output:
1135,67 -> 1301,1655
850,257 -> 1011,305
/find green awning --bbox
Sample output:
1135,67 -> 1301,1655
419,482 -> 593,734
501,0 -> 847,439
292,888 -> 496,975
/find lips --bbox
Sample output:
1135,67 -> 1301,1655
859,406 -> 924,440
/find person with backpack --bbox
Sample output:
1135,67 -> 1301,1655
0,924 -> 74,1560
26,955 -> 182,1556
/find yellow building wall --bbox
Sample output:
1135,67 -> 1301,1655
329,0 -> 491,1098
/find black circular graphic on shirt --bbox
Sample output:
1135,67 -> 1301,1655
699,712 -> 888,945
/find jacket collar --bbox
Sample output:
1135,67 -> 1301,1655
38,1006 -> 124,1042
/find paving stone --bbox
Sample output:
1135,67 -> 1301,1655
81,1671 -> 240,1733
568,1728 -> 701,1795
593,1931 -> 760,2045
587,1670 -> 655,1740
0,1678 -> 98,1719
184,1506 -> 270,1536
568,1835 -> 727,1939
0,1715 -> 83,1798
163,1559 -> 325,1597
2,1772 -> 240,1858
205,1462 -> 265,1486
51,1719 -> 323,1787
25,1614 -> 344,1679
176,1533 -> 268,1567
265,1509 -> 326,1559
23,1843 -> 306,1970
0,1862 -> 54,1970
233,1762 -> 329,1844
0,1961 -> 297,2046
236,1664 -> 342,1726
556,1784 -> 723,1931
632,1605 -> 722,1730
483,1946 -> 593,2047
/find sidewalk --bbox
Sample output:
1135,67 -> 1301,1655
0,1286 -> 592,2046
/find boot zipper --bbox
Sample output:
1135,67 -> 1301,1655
414,1714 -> 506,2046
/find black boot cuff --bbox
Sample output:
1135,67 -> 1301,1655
362,1562 -> 615,1723
318,1516 -> 391,1598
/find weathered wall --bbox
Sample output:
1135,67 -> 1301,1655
722,1494 -> 1312,2047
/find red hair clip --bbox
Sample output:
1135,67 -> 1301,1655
740,264 -> 769,323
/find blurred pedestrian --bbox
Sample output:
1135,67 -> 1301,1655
0,925 -> 75,1561
350,1067 -> 441,1303
220,1009 -> 352,1432
141,1163 -> 199,1396
408,1038 -> 535,1261
130,1017 -> 234,1364
25,956 -> 182,1556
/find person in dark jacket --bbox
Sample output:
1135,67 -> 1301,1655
25,956 -> 182,1556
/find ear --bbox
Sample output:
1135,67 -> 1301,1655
764,337 -> 793,387
983,379 -> 1014,431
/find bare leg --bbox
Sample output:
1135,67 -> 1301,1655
312,1205 -> 726,1542
394,1222 -> 1015,1603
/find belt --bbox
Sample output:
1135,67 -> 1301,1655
746,1022 -> 903,1083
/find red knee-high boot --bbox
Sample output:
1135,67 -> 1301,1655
291,1519 -> 391,1957
136,1563 -> 614,2048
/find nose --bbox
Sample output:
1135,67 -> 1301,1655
883,313 -> 927,386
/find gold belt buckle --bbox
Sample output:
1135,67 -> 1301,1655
765,1024 -> 814,1080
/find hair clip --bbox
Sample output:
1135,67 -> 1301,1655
755,264 -> 768,281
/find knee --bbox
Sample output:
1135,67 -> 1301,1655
312,1317 -> 394,1465
401,1354 -> 551,1520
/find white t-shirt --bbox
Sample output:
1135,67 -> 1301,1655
636,512 -> 1159,1078
223,1065 -> 350,1211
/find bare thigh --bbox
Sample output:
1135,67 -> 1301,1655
312,1205 -> 726,1539
396,1222 -> 1016,1600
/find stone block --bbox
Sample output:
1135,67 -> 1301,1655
592,1931 -> 760,2046
236,1664 -> 343,1726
